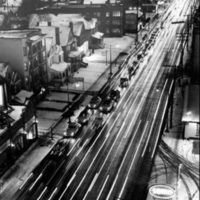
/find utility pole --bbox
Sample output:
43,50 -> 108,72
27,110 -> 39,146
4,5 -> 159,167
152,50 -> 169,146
136,0 -> 139,45
110,45 -> 112,76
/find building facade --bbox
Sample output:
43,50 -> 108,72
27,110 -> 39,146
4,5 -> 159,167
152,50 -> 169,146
34,1 -> 125,37
0,77 -> 37,176
0,30 -> 48,94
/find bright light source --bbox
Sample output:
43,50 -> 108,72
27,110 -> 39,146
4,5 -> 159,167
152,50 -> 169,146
186,111 -> 191,116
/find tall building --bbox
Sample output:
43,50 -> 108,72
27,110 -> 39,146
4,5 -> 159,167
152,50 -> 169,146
0,29 -> 48,93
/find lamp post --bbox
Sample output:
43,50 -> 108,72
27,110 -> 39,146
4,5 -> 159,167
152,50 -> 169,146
176,164 -> 183,200
110,45 -> 113,76
109,44 -> 119,77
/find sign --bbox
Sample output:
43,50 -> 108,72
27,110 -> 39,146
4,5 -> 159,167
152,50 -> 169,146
0,85 -> 3,107
149,184 -> 175,199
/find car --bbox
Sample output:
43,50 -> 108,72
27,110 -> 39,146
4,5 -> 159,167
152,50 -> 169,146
64,121 -> 81,137
88,96 -> 102,109
99,98 -> 115,113
77,109 -> 92,125
120,77 -> 129,88
109,89 -> 120,102
50,138 -> 69,159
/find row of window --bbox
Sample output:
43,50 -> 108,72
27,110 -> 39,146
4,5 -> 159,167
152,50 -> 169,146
106,28 -> 121,34
93,11 -> 122,18
105,20 -> 122,25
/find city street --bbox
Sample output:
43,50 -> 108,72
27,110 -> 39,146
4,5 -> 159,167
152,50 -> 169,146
0,0 -> 199,200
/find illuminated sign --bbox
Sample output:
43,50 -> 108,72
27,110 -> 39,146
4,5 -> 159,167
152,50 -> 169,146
149,184 -> 175,199
0,85 -> 4,107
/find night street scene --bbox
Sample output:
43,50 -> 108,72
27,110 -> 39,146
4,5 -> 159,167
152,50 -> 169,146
0,0 -> 199,200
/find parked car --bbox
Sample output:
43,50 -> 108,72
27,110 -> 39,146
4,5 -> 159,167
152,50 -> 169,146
99,98 -> 115,113
109,89 -> 120,102
88,96 -> 102,109
64,121 -> 81,137
120,77 -> 129,88
77,109 -> 92,125
50,138 -> 69,159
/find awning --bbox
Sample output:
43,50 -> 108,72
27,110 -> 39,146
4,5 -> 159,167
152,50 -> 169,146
50,62 -> 70,73
92,32 -> 104,39
68,51 -> 83,58
14,90 -> 34,104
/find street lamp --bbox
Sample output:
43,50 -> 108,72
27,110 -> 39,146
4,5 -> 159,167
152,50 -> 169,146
109,44 -> 119,76
176,164 -> 183,200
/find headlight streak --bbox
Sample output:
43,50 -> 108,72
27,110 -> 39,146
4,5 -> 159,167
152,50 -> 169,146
110,121 -> 149,200
141,79 -> 168,157
75,139 -> 89,157
29,173 -> 42,191
19,173 -> 33,190
96,175 -> 109,200
151,80 -> 174,159
70,113 -> 123,200
48,187 -> 58,200
37,186 -> 47,200
67,138 -> 80,156
82,173 -> 99,200
58,173 -> 76,200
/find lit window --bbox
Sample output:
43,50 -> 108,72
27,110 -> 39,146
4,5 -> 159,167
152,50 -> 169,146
106,12 -> 110,17
112,28 -> 121,34
112,11 -> 121,17
112,20 -> 121,25
106,28 -> 110,34
24,62 -> 28,71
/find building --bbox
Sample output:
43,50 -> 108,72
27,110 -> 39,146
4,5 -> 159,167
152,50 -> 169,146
0,29 -> 48,93
182,85 -> 199,139
125,9 -> 143,34
29,13 -> 99,75
34,0 -> 125,37
0,76 -> 37,176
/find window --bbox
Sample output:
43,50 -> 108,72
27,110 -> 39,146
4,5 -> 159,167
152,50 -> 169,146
112,11 -> 121,17
42,39 -> 45,47
97,12 -> 101,17
106,28 -> 110,34
112,28 -> 121,34
106,20 -> 110,25
32,44 -> 38,55
106,12 -> 110,17
112,20 -> 121,25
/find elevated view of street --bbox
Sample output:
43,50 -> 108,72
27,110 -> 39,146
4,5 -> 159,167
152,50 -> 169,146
0,0 -> 199,200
